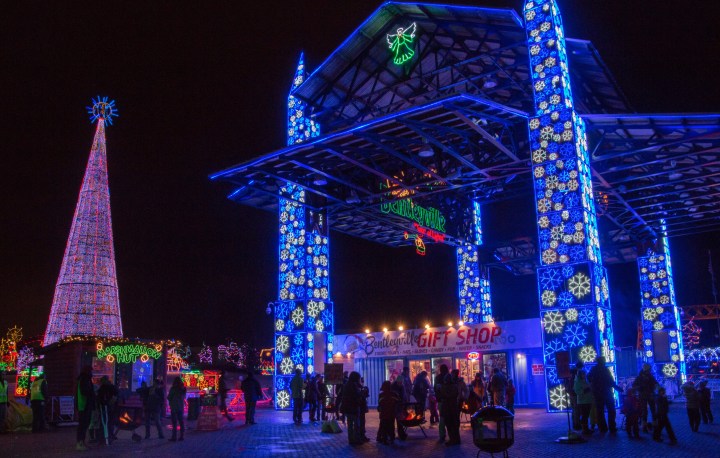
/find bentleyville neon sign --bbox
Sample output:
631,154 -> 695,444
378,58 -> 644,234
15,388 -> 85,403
379,181 -> 446,233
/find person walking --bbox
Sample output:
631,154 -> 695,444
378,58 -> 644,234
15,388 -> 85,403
377,381 -> 399,445
573,370 -> 592,434
632,363 -> 657,432
681,380 -> 701,432
30,373 -> 48,433
588,356 -> 621,433
97,375 -> 119,444
441,367 -> 461,446
167,377 -> 186,441
305,374 -> 319,423
290,368 -> 305,425
0,372 -> 8,434
317,375 -> 329,421
490,368 -> 507,407
506,379 -> 516,414
137,380 -> 164,439
653,386 -> 677,444
340,371 -> 363,445
241,371 -> 262,425
218,371 -> 234,422
698,380 -> 714,424
412,371 -> 430,419
75,367 -> 95,450
434,366 -> 448,443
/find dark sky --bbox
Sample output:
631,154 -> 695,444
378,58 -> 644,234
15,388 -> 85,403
2,1 -> 719,350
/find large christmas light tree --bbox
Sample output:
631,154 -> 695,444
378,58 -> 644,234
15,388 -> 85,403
43,97 -> 123,346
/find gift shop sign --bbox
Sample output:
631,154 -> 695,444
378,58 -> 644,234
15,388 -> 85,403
338,318 -> 540,358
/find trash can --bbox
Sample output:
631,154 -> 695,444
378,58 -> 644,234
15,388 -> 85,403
187,397 -> 200,421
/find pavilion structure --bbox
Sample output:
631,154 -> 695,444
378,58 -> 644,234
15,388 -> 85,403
212,1 -> 720,410
44,97 -> 123,346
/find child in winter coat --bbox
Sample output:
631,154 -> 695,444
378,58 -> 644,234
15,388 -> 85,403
653,387 -> 677,444
621,388 -> 641,438
428,387 -> 439,425
377,381 -> 400,445
681,381 -> 701,432
698,380 -> 714,424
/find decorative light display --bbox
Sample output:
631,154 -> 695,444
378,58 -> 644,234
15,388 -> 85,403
199,344 -> 213,364
15,367 -> 42,397
637,237 -> 686,382
682,320 -> 701,349
524,0 -> 616,412
386,22 -> 417,65
287,53 -> 320,146
166,346 -> 190,372
96,342 -> 162,364
44,99 -> 123,346
404,231 -> 426,256
456,244 -> 492,323
473,200 -> 483,246
380,198 -> 446,233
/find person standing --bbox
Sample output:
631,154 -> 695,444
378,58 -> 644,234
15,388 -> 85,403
470,373 -> 486,410
137,380 -> 164,439
428,386 -> 439,426
290,368 -> 305,425
652,386 -> 677,444
698,380 -> 714,424
75,366 -> 95,450
359,377 -> 370,442
97,376 -> 119,444
167,377 -> 186,441
490,368 -> 507,407
305,374 -> 319,423
441,367 -> 461,446
340,371 -> 363,445
398,367 -> 412,403
30,373 -> 48,433
218,371 -> 234,422
588,356 -> 621,433
412,371 -> 430,418
621,388 -> 641,439
506,379 -> 516,414
434,366 -> 448,443
317,375 -> 329,421
573,370 -> 592,434
567,362 -> 583,430
632,363 -> 657,432
681,380 -> 701,432
0,372 -> 8,434
392,375 -> 408,440
377,381 -> 399,445
241,371 -> 262,425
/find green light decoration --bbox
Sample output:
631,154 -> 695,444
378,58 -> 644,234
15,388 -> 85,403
387,22 -> 417,65
97,343 -> 162,364
380,198 -> 446,232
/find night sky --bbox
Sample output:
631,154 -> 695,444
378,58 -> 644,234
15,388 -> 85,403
2,1 -> 720,350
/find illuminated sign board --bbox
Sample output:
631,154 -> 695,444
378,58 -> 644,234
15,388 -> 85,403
380,199 -> 446,232
467,352 -> 480,361
96,342 -> 162,364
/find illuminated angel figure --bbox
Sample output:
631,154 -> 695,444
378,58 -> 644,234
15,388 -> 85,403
387,22 -> 417,65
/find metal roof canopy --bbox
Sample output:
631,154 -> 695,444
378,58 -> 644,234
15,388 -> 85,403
213,2 -> 720,272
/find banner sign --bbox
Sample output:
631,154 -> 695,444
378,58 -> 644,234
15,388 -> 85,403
532,364 -> 544,376
59,396 -> 75,415
336,318 -> 541,359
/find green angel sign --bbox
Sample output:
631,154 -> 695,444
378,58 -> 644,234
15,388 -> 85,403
387,22 -> 417,65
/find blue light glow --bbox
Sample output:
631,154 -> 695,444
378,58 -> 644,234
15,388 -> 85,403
86,96 -> 118,125
456,244 -> 492,324
287,53 -> 320,146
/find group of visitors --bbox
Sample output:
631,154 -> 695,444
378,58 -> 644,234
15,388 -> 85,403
289,368 -> 331,425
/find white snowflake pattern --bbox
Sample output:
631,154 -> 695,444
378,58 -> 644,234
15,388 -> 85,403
307,301 -> 320,318
291,308 -> 305,326
541,290 -> 557,307
578,345 -> 597,363
563,323 -> 588,347
549,385 -> 569,410
568,272 -> 591,298
543,311 -> 566,334
277,390 -> 290,408
565,308 -> 578,322
280,357 -> 294,375
662,363 -> 678,378
276,335 -> 289,353
643,307 -> 657,321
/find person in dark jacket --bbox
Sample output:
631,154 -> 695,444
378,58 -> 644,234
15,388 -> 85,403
241,371 -> 262,425
30,373 -> 48,433
340,371 -> 363,445
359,377 -> 370,442
317,375 -> 329,421
218,371 -> 234,422
490,368 -> 507,407
76,366 -> 95,451
434,366 -> 448,443
290,369 -> 305,425
167,377 -> 186,441
412,371 -> 430,418
621,388 -> 641,438
440,367 -> 461,446
377,381 -> 400,445
588,356 -> 621,433
392,376 -> 408,440
632,363 -> 657,432
305,374 -> 319,422
136,380 -> 165,439
652,387 -> 677,444
698,380 -> 714,424
681,381 -> 701,432
97,375 -> 119,444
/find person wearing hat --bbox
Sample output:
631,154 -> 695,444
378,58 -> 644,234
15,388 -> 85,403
698,380 -> 713,424
632,363 -> 658,432
30,373 -> 48,433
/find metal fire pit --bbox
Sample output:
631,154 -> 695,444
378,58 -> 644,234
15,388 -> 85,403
471,406 -> 514,458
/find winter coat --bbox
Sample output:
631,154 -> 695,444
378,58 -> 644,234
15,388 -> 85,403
490,372 -> 507,394
76,372 -> 95,412
305,378 -> 319,402
290,374 -> 305,399
167,385 -> 186,412
412,376 -> 430,402
656,395 -> 670,418
621,392 -> 641,417
574,376 -> 593,405
682,383 -> 700,409
378,391 -> 400,421
439,377 -> 460,417
699,386 -> 712,408
588,364 -> 618,396
340,381 -> 362,415
632,370 -> 658,399
241,376 -> 262,403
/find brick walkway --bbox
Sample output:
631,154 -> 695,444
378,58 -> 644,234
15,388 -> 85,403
1,402 -> 717,457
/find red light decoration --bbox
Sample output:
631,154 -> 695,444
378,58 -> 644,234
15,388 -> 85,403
468,351 -> 480,361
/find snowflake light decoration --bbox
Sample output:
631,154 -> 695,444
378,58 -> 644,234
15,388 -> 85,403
544,339 -> 566,363
565,308 -> 578,322
662,363 -> 678,378
558,291 -> 573,308
277,390 -> 290,408
291,307 -> 305,326
563,323 -> 588,347
294,334 -> 304,347
541,290 -> 557,307
307,301 -> 320,318
579,345 -> 597,363
543,311 -> 566,334
547,366 -> 559,385
275,319 -> 285,331
87,96 -> 118,125
280,357 -> 294,375
568,272 -> 590,299
643,308 -> 658,321
276,335 -> 289,353
291,347 -> 303,364
549,385 -> 569,410
540,268 -> 563,290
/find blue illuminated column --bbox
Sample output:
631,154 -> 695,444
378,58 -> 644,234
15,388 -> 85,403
637,235 -> 686,382
273,56 -> 330,410
523,0 -> 616,412
457,200 -> 493,323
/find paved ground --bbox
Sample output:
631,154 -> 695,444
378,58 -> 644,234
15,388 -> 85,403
1,401 -> 717,457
